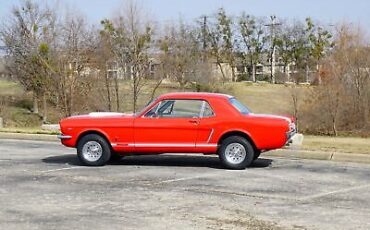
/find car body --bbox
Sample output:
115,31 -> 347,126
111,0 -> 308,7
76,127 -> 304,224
58,92 -> 297,169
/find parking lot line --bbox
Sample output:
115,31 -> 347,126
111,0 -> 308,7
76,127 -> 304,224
40,166 -> 85,173
186,188 -> 301,202
146,173 -> 220,185
301,184 -> 370,201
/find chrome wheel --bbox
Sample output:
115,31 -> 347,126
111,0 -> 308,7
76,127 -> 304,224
82,141 -> 103,162
225,143 -> 246,164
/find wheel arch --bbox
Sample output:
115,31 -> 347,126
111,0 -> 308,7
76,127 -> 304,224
217,130 -> 259,153
76,129 -> 112,148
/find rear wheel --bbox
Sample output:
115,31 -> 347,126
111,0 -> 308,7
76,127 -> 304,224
218,136 -> 254,170
77,134 -> 111,166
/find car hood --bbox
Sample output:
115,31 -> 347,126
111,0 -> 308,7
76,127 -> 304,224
88,112 -> 133,118
64,112 -> 134,119
61,112 -> 134,121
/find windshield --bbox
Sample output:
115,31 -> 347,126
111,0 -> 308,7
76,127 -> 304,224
229,98 -> 251,114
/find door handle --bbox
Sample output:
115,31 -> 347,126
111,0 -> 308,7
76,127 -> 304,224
188,120 -> 199,124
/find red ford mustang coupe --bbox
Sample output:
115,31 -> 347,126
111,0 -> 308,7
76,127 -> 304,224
58,92 -> 296,169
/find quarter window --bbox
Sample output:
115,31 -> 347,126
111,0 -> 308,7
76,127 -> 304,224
202,101 -> 214,117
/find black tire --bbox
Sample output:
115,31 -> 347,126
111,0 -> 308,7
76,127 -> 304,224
77,134 -> 111,166
218,136 -> 255,170
253,150 -> 261,161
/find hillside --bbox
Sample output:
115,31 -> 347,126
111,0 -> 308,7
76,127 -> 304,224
0,79 -> 308,128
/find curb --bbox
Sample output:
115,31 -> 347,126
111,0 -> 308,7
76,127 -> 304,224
0,132 -> 58,142
264,149 -> 370,165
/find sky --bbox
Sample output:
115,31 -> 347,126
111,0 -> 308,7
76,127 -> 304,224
0,0 -> 369,29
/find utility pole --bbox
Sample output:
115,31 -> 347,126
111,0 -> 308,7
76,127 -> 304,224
202,16 -> 208,50
265,16 -> 281,84
201,15 -> 208,61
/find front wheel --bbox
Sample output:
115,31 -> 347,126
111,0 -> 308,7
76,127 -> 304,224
77,134 -> 111,166
218,136 -> 255,170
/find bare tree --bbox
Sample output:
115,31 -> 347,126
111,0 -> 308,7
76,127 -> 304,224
158,21 -> 200,89
40,13 -> 98,116
302,23 -> 370,135
96,34 -> 114,111
100,19 -> 125,111
202,12 -> 227,82
289,84 -> 301,130
101,1 -> 153,112
217,8 -> 237,82
333,25 -> 370,127
319,72 -> 342,136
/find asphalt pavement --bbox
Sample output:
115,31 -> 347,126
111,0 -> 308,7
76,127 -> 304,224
1,139 -> 370,230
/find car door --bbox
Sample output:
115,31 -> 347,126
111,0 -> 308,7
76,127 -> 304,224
133,99 -> 203,152
196,100 -> 218,153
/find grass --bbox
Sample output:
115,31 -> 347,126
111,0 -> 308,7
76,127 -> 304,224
124,81 -> 307,115
0,79 -> 304,124
228,82 -> 310,114
1,79 -> 369,155
302,135 -> 370,155
0,79 -> 23,96
1,106 -> 42,128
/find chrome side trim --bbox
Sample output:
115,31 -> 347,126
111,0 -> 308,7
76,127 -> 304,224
57,134 -> 72,140
206,129 -> 214,143
196,144 -> 218,147
111,143 -> 132,147
135,143 -> 194,147
111,143 -> 217,148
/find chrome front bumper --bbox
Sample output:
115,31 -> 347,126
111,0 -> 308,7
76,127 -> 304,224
285,128 -> 297,145
57,134 -> 72,140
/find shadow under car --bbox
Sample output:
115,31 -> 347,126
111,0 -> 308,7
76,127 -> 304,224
42,154 -> 273,169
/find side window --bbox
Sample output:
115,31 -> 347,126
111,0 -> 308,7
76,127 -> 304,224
144,100 -> 215,118
145,100 -> 203,118
170,100 -> 203,118
202,102 -> 215,117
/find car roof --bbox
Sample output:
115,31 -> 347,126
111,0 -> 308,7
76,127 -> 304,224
159,92 -> 233,100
